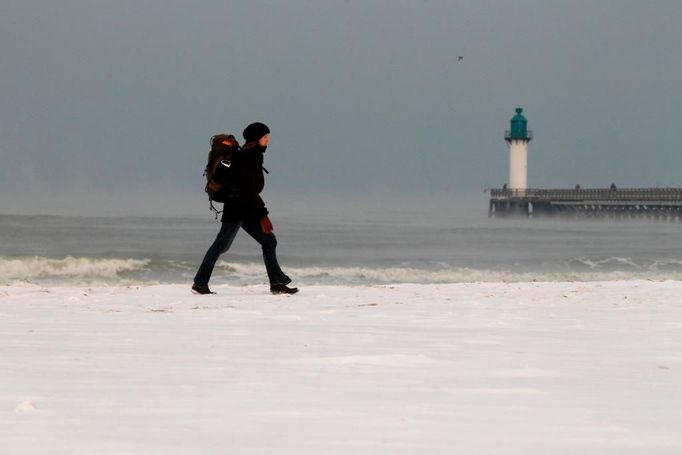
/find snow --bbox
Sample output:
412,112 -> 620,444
2,281 -> 682,454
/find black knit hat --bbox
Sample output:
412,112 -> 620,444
242,122 -> 270,143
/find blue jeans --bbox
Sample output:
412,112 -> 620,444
193,220 -> 291,287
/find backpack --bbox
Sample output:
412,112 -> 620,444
204,134 -> 241,217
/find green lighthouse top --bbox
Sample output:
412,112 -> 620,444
505,107 -> 533,142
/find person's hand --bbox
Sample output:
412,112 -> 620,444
260,215 -> 273,234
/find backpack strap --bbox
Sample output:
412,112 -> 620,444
209,200 -> 223,220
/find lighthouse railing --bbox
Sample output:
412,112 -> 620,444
504,130 -> 533,141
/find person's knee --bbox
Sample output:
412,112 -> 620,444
215,226 -> 238,253
207,236 -> 231,256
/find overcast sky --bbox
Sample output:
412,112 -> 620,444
1,0 -> 681,214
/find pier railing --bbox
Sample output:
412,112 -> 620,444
489,187 -> 682,202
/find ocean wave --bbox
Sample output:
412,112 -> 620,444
566,256 -> 682,273
3,256 -> 682,286
650,258 -> 682,271
566,256 -> 644,270
217,262 -> 682,285
0,256 -> 150,283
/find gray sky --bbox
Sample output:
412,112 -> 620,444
1,0 -> 681,215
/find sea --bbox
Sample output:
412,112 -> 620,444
2,204 -> 682,287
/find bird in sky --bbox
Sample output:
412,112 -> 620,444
458,56 -> 463,61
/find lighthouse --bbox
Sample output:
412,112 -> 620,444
505,108 -> 533,189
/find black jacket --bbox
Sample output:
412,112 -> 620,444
221,143 -> 269,222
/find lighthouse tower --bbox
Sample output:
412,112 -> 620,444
505,108 -> 533,189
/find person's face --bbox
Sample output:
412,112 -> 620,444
258,134 -> 270,147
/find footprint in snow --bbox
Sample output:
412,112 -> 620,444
15,400 -> 37,414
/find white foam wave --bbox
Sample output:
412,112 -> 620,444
217,261 -> 682,284
4,256 -> 681,286
0,256 -> 150,282
650,258 -> 682,271
568,257 -> 643,270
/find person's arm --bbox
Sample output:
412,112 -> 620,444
237,153 -> 269,221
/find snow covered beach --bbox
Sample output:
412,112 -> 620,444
2,280 -> 682,454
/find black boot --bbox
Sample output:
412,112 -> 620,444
270,284 -> 299,295
192,284 -> 215,295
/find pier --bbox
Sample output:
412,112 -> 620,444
489,187 -> 682,221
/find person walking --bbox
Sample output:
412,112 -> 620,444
192,122 -> 298,295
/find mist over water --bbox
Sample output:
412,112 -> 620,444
2,196 -> 682,286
